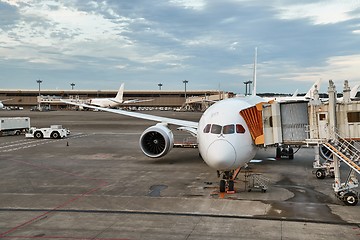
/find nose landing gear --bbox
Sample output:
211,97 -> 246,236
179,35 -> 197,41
217,170 -> 238,193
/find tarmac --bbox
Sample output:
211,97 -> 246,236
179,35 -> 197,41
0,109 -> 359,240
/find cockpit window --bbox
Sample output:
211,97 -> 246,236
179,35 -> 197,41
223,124 -> 235,134
236,124 -> 246,133
203,124 -> 211,133
211,124 -> 222,134
203,123 -> 246,135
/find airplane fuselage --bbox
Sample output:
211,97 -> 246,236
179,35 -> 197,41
197,98 -> 257,171
86,98 -> 122,108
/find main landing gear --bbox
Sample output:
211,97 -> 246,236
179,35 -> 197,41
217,170 -> 239,193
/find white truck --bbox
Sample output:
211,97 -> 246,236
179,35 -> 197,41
0,117 -> 30,136
25,125 -> 69,139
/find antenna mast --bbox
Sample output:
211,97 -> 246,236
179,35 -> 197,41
252,47 -> 257,96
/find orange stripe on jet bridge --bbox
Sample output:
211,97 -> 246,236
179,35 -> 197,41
240,102 -> 264,145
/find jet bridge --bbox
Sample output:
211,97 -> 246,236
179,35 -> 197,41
240,80 -> 360,205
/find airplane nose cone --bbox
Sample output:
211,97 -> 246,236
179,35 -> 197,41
206,140 -> 236,170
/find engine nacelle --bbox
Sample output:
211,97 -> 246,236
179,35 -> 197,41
139,123 -> 174,158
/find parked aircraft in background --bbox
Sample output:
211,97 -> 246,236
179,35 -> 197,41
348,84 -> 359,100
85,83 -> 153,108
0,99 -> 12,109
265,80 -> 359,103
264,79 -> 322,102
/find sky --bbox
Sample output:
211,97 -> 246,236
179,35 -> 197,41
0,0 -> 360,94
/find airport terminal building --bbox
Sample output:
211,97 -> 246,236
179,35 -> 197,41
0,89 -> 232,110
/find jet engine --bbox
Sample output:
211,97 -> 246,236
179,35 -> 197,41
139,123 -> 174,158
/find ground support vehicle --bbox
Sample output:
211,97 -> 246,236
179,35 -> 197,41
25,125 -> 68,139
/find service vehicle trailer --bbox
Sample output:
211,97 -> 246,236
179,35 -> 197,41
0,117 -> 30,136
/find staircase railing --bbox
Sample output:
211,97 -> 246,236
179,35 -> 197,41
322,129 -> 360,175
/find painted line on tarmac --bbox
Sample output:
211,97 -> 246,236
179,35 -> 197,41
0,138 -> 35,146
0,133 -> 91,153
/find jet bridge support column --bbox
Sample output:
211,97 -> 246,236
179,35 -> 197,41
328,80 -> 340,190
328,80 -> 337,140
333,155 -> 341,192
312,81 -> 338,179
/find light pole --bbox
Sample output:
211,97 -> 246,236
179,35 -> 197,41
243,80 -> 252,96
70,83 -> 75,90
36,79 -> 42,109
158,83 -> 163,90
183,80 -> 188,100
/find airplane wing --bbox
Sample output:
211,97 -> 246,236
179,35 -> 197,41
123,99 -> 154,104
61,100 -> 198,129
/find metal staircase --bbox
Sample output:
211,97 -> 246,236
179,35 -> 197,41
320,132 -> 359,206
323,141 -> 360,174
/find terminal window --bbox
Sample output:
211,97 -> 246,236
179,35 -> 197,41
347,112 -> 360,123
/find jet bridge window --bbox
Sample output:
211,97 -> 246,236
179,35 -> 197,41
348,112 -> 360,123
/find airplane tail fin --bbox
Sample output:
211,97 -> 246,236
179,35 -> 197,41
305,79 -> 322,99
291,89 -> 299,97
252,47 -> 257,96
350,84 -> 360,99
115,83 -> 125,102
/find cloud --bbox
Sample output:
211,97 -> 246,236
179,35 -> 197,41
0,0 -> 360,92
285,54 -> 360,85
275,1 -> 360,25
168,0 -> 207,11
0,1 -> 20,28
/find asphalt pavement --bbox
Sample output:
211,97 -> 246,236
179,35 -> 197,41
0,110 -> 359,240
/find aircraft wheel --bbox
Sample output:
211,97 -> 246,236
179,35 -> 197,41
34,131 -> 43,139
228,180 -> 234,192
219,180 -> 226,193
343,192 -> 358,206
315,169 -> 326,179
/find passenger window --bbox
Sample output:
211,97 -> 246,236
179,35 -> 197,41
223,124 -> 235,134
211,124 -> 222,134
203,124 -> 211,133
236,124 -> 245,134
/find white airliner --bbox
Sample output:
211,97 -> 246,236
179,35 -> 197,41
62,92 -> 265,192
85,83 -> 152,108
63,49 -> 267,192
265,80 -> 359,103
264,79 -> 322,102
0,99 -> 12,109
